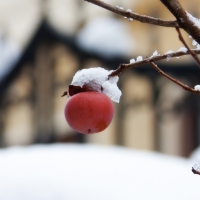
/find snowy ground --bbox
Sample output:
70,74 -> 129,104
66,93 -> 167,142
0,143 -> 199,200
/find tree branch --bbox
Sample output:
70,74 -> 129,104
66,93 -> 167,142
85,0 -> 200,96
109,49 -> 200,77
160,0 -> 200,44
175,26 -> 200,67
85,0 -> 177,27
149,62 -> 200,95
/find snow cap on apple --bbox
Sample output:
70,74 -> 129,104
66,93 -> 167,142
70,67 -> 121,103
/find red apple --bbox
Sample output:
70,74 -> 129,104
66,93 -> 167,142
64,92 -> 114,134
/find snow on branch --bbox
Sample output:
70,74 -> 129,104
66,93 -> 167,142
109,48 -> 200,77
187,11 -> 200,29
192,158 -> 200,175
108,49 -> 200,96
85,0 -> 177,27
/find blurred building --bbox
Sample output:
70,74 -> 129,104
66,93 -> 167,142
0,0 -> 200,157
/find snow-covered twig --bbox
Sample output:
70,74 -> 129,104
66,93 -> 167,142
109,49 -> 200,77
175,26 -> 200,67
149,62 -> 200,95
84,0 -> 177,27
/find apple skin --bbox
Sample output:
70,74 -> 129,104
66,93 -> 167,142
64,92 -> 114,134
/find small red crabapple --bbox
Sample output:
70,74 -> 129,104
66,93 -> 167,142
64,91 -> 114,134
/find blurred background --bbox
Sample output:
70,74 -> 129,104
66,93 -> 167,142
0,0 -> 200,157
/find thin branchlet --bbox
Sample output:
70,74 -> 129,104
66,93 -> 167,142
175,26 -> 200,67
149,62 -> 200,95
85,0 -> 177,27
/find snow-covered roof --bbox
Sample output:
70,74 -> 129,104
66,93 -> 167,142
0,0 -> 42,82
0,33 -> 21,83
0,0 -> 135,82
76,17 -> 135,58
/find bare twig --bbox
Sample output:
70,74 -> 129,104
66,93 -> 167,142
85,0 -> 177,27
149,62 -> 200,95
175,26 -> 200,67
109,49 -> 200,77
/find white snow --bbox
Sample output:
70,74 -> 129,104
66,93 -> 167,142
187,11 -> 200,29
194,85 -> 200,91
192,40 -> 198,46
189,146 -> 200,174
165,50 -> 174,61
152,50 -> 159,56
178,47 -> 188,53
0,143 -> 199,200
192,158 -> 200,172
165,50 -> 174,54
71,67 -> 121,103
150,50 -> 160,59
136,56 -> 143,61
126,9 -> 132,12
197,44 -> 200,49
76,17 -> 135,58
115,6 -> 124,10
166,57 -> 171,61
129,58 -> 135,63
187,12 -> 200,47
